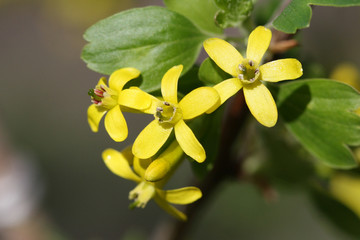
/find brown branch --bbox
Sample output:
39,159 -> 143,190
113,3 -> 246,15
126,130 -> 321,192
154,20 -> 302,240
161,91 -> 249,240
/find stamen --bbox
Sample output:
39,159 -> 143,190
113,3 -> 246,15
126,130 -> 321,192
91,99 -> 101,105
238,64 -> 246,72
131,193 -> 139,200
163,101 -> 170,106
237,59 -> 260,84
94,89 -> 104,97
88,89 -> 102,102
155,107 -> 164,121
100,85 -> 106,92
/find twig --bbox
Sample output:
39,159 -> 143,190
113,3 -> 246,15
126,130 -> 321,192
162,91 -> 249,240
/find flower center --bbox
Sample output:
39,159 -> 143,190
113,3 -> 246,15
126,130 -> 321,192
237,59 -> 260,84
154,101 -> 182,124
129,181 -> 156,209
88,84 -> 118,109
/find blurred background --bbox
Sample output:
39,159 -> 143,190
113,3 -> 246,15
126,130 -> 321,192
0,0 -> 359,239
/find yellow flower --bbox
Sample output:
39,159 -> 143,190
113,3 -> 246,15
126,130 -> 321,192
330,63 -> 360,92
203,26 -> 303,127
102,144 -> 202,221
132,65 -> 220,163
87,68 -> 152,142
330,174 -> 360,218
144,141 -> 185,182
330,63 -> 360,116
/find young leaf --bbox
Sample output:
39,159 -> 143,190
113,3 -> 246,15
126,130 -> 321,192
276,79 -> 360,169
164,0 -> 222,34
214,0 -> 253,29
82,6 -> 208,93
198,57 -> 231,86
273,0 -> 360,33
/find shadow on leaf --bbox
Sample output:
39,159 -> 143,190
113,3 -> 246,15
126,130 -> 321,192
278,83 -> 311,122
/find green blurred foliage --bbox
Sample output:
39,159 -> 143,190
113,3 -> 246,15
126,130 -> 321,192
0,0 -> 360,239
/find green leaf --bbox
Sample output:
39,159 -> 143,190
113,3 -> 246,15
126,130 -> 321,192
214,0 -> 253,29
164,0 -> 222,34
82,6 -> 208,93
258,124 -> 315,188
252,0 -> 282,26
198,57 -> 231,86
276,79 -> 360,169
190,106 -> 225,179
309,184 -> 360,238
178,65 -> 204,96
273,0 -> 360,33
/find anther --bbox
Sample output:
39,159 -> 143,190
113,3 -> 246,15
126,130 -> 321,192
249,60 -> 254,67
254,69 -> 259,75
94,89 -> 104,97
100,85 -> 106,92
238,64 -> 246,72
132,193 -> 139,199
156,107 -> 163,112
249,77 -> 255,83
163,101 -> 170,106
91,99 -> 101,105
238,74 -> 244,80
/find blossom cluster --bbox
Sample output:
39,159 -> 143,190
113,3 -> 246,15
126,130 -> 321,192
86,26 -> 303,220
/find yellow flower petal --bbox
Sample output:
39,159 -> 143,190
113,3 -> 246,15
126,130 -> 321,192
159,187 -> 202,205
102,148 -> 141,183
121,145 -> 136,166
118,88 -> 152,110
108,67 -> 140,92
96,77 -> 107,87
330,63 -> 360,91
243,81 -> 277,127
87,104 -> 107,132
330,174 -> 360,218
260,59 -> 303,82
120,87 -> 160,114
145,158 -> 170,182
179,87 -> 220,120
142,94 -> 161,114
133,157 -> 152,179
161,65 -> 183,104
356,107 -> 360,116
132,120 -> 173,159
207,78 -> 243,114
104,105 -> 128,142
203,38 -> 243,76
145,141 -> 183,182
153,195 -> 187,221
246,26 -> 272,64
174,120 -> 205,163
